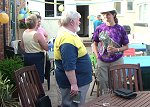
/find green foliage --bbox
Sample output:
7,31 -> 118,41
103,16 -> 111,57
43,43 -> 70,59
0,56 -> 24,85
19,19 -> 27,29
0,73 -> 20,107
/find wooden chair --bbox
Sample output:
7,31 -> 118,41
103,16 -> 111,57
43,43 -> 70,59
5,46 -> 15,58
90,72 -> 100,97
109,64 -> 143,92
14,65 -> 51,107
89,53 -> 100,97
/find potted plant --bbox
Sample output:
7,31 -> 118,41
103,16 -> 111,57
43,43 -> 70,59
0,72 -> 20,106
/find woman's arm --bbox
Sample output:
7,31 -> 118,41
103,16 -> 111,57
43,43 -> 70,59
20,38 -> 25,51
118,44 -> 129,52
35,32 -> 48,51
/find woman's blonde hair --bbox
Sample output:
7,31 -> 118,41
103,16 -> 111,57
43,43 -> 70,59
25,14 -> 37,29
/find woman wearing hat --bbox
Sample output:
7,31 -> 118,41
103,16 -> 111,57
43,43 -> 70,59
92,8 -> 129,94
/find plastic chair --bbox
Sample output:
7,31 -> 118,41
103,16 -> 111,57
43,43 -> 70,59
89,53 -> 100,97
123,48 -> 135,57
89,53 -> 97,69
135,51 -> 144,56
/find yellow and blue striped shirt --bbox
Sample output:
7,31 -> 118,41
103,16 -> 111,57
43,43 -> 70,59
54,27 -> 92,88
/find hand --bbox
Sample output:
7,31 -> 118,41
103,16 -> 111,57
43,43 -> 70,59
70,84 -> 79,97
107,45 -> 116,53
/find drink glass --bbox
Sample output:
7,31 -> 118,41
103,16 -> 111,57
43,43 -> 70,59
102,88 -> 112,106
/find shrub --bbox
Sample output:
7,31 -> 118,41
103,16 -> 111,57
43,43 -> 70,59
0,56 -> 24,85
0,73 -> 20,106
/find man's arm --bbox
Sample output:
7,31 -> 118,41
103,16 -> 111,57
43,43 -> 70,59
65,70 -> 79,97
60,44 -> 79,96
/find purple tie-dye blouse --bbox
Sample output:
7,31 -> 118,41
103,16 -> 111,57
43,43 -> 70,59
93,23 -> 129,63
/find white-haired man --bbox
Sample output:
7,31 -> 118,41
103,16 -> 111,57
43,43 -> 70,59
54,10 -> 92,107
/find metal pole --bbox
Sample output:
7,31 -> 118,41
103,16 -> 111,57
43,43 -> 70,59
3,0 -> 6,57
14,0 -> 16,40
11,0 -> 16,41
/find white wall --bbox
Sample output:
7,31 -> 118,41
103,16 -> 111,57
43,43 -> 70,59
65,0 -> 76,11
88,1 -> 113,38
28,0 -> 78,38
41,19 -> 59,38
28,0 -> 45,17
27,0 -> 150,41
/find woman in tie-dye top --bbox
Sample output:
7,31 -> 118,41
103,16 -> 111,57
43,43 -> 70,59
92,8 -> 129,95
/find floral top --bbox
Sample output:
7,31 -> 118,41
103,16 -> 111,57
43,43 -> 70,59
93,23 -> 129,63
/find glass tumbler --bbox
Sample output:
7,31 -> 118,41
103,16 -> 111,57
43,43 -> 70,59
102,88 -> 112,106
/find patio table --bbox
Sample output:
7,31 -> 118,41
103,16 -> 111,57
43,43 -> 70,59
123,56 -> 150,67
124,56 -> 150,90
129,43 -> 146,51
81,91 -> 150,107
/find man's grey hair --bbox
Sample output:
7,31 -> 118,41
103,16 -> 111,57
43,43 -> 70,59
58,10 -> 81,26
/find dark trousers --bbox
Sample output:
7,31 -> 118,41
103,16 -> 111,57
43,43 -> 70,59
24,52 -> 45,83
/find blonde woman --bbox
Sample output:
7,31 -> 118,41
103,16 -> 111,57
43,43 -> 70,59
20,14 -> 48,83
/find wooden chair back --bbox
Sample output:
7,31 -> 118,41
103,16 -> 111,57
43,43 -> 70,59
109,64 -> 143,92
14,65 -> 45,107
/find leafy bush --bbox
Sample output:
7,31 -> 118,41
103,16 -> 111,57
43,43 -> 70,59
0,56 -> 24,85
19,19 -> 27,29
0,73 -> 20,107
